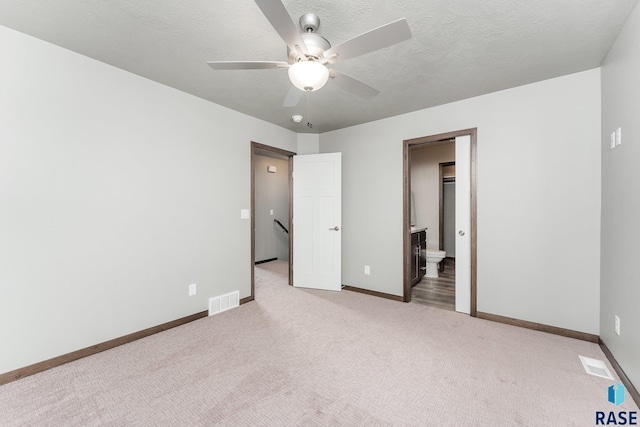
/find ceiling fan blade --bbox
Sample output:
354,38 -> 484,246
282,85 -> 304,107
323,18 -> 411,63
255,0 -> 309,55
207,61 -> 289,70
329,70 -> 380,100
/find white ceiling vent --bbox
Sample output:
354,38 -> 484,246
208,290 -> 240,316
579,355 -> 614,380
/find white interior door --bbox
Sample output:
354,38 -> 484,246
293,153 -> 342,291
455,135 -> 471,314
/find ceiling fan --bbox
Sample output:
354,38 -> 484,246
207,0 -> 412,107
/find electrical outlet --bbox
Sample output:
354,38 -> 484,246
614,315 -> 620,336
364,265 -> 370,275
189,283 -> 197,296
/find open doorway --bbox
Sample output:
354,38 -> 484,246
402,129 -> 477,316
408,142 -> 456,310
250,142 -> 295,302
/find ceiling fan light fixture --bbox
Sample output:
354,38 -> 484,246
288,61 -> 329,92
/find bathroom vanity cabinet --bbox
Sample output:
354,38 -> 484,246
410,230 -> 427,286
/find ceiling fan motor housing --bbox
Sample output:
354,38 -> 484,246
287,14 -> 331,62
288,33 -> 331,62
299,14 -> 320,32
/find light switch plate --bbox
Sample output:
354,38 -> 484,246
240,209 -> 250,219
610,131 -> 616,150
616,127 -> 622,146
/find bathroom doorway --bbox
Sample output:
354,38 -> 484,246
408,145 -> 456,310
402,129 -> 477,316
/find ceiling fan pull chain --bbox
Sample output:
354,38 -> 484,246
307,90 -> 312,128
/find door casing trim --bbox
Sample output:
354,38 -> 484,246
402,129 -> 477,316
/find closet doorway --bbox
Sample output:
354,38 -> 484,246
440,161 -> 456,267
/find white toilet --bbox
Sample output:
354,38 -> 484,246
425,250 -> 446,278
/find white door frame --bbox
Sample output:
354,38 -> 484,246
402,129 -> 477,316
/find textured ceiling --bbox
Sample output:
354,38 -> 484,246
1,0 -> 638,133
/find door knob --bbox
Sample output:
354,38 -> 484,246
329,226 -> 340,231
458,230 -> 465,236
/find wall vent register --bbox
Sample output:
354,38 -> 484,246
209,291 -> 240,316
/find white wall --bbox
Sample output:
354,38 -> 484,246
321,69 -> 601,334
0,26 -> 296,374
600,1 -> 640,389
296,133 -> 320,155
410,142 -> 455,250
254,155 -> 289,262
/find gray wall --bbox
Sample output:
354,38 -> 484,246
600,1 -> 640,389
0,26 -> 296,374
410,142 -> 455,250
254,155 -> 289,262
321,69 -> 601,334
297,133 -> 320,155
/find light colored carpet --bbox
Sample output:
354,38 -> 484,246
0,260 -> 636,426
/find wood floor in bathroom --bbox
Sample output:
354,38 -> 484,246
411,257 -> 455,311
